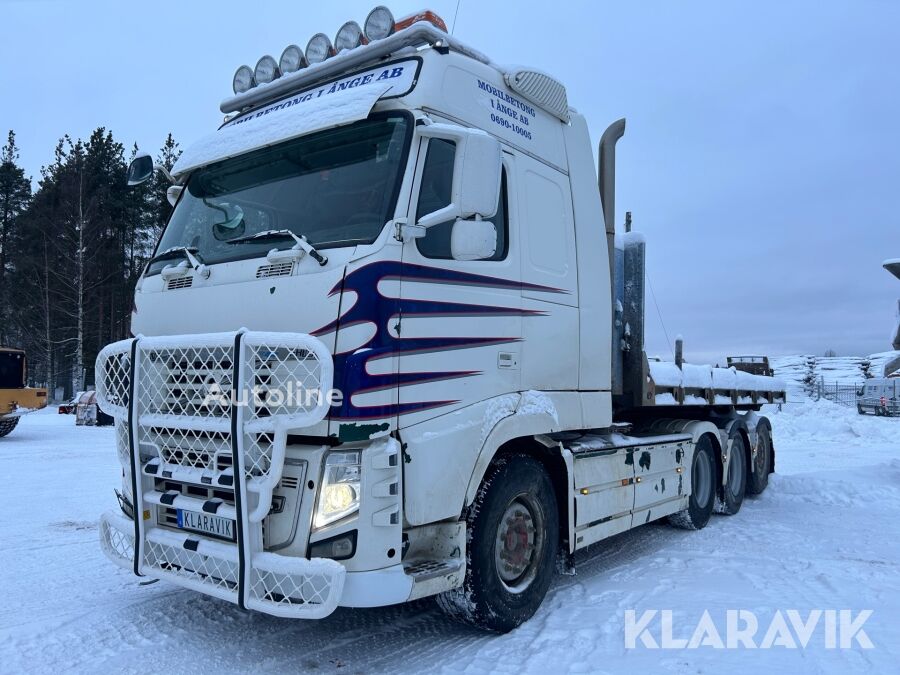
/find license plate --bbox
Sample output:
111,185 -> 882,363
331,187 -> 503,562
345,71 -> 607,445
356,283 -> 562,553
176,509 -> 235,541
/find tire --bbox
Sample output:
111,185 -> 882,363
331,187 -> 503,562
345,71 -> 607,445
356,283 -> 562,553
717,434 -> 747,515
857,406 -> 865,415
747,424 -> 772,495
437,454 -> 559,633
0,418 -> 19,438
668,435 -> 716,530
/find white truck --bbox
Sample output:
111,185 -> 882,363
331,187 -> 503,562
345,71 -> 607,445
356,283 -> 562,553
97,7 -> 786,632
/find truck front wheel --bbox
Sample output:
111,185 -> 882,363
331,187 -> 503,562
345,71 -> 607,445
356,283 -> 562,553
437,454 -> 559,633
0,418 -> 19,438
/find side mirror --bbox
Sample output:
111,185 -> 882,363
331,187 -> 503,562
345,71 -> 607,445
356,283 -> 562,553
417,123 -> 502,228
126,154 -> 154,186
451,218 -> 497,261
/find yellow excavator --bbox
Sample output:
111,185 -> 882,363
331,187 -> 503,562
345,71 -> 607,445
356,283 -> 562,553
0,347 -> 48,437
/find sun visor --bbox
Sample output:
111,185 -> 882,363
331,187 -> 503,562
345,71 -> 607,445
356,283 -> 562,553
172,83 -> 391,177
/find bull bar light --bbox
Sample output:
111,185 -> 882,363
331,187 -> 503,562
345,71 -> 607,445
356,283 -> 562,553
364,6 -> 395,41
232,65 -> 255,94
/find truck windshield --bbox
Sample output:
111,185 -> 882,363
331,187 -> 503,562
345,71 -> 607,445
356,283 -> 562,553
147,113 -> 411,275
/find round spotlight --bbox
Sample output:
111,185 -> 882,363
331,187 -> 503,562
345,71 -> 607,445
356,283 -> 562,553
334,20 -> 366,53
232,65 -> 255,94
279,44 -> 307,74
364,6 -> 395,41
254,55 -> 280,85
305,33 -> 334,64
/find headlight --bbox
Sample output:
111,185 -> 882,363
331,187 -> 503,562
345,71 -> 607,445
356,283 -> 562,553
305,33 -> 334,64
232,65 -> 255,94
254,55 -> 280,85
315,450 -> 361,528
279,44 -> 307,74
334,20 -> 365,53
364,6 -> 395,41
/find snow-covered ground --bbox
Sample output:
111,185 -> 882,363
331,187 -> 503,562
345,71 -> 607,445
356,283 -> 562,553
2,403 -> 898,673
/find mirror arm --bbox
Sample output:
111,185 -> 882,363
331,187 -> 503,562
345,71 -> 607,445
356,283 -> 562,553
155,164 -> 176,185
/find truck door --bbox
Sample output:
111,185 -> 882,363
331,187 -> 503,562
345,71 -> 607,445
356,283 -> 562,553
396,138 -> 522,426
514,153 -> 579,391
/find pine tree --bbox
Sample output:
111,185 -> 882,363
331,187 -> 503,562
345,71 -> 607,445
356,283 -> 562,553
0,131 -> 32,344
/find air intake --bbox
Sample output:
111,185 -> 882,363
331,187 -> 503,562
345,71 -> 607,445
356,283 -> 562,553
504,69 -> 569,122
256,261 -> 294,279
166,276 -> 193,290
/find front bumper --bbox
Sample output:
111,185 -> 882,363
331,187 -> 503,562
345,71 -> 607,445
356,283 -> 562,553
100,510 -> 346,618
0,387 -> 48,419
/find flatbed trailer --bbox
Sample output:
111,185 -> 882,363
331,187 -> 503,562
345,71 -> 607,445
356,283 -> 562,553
97,6 -> 785,633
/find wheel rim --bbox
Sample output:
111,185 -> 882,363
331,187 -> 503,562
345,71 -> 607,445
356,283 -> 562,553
727,440 -> 744,494
494,494 -> 545,593
693,449 -> 712,508
755,436 -> 768,475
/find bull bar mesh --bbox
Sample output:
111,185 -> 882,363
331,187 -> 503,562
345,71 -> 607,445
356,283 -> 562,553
95,330 -> 345,618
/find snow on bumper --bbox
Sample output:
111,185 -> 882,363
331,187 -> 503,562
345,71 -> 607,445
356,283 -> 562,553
100,510 -> 346,618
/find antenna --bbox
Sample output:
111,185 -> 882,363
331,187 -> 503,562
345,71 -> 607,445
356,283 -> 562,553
451,0 -> 462,35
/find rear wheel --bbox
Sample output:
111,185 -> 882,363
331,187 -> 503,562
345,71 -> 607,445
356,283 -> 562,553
668,435 -> 716,530
437,454 -> 559,633
0,418 -> 19,438
747,425 -> 772,495
718,434 -> 747,515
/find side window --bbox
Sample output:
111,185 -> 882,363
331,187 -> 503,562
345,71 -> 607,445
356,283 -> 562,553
414,139 -> 508,261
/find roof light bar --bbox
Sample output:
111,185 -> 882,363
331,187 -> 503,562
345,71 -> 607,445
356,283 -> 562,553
364,6 -> 395,40
228,8 -> 450,95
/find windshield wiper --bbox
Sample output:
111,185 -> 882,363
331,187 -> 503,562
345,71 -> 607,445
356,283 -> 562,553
148,246 -> 204,269
226,229 -> 328,266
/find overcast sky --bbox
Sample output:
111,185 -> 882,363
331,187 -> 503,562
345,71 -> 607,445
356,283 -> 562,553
2,0 -> 897,363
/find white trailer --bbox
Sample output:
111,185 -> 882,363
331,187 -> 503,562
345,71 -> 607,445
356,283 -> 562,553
97,7 -> 785,632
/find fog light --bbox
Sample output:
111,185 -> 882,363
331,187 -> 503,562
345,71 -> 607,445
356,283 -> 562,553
308,530 -> 358,560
